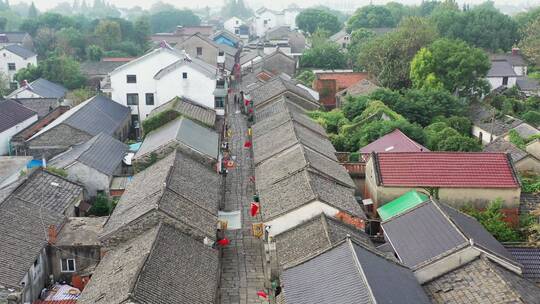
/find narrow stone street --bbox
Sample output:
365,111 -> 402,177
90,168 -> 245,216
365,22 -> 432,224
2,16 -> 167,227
219,88 -> 266,304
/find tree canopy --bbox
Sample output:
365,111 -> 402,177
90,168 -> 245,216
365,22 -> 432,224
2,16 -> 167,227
149,9 -> 200,33
410,38 -> 490,98
300,42 -> 347,70
358,17 -> 438,89
519,18 -> 540,67
220,0 -> 253,19
347,5 -> 396,32
14,55 -> 87,90
296,8 -> 342,35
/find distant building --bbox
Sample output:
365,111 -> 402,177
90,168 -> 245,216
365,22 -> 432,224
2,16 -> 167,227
329,30 -> 351,49
176,32 -> 239,72
484,137 -> 540,175
0,44 -> 36,88
0,31 -> 34,50
252,7 -> 301,37
0,156 -> 31,188
150,25 -> 214,46
359,129 -> 428,160
336,79 -> 380,107
313,70 -> 368,109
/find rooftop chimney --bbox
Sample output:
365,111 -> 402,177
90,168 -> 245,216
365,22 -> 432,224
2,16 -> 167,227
512,48 -> 520,56
48,225 -> 57,244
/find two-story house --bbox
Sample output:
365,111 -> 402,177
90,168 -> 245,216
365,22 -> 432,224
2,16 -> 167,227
0,44 -> 36,88
105,44 -> 225,121
252,7 -> 300,38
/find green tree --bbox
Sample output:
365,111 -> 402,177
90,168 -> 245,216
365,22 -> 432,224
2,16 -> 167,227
28,1 -> 38,18
431,4 -> 519,52
149,9 -> 201,33
134,16 -> 151,49
410,38 -> 490,98
519,18 -> 540,67
347,28 -> 375,66
358,17 -> 438,89
310,28 -> 331,48
425,121 -> 480,151
296,8 -> 341,35
56,27 -> 86,59
94,19 -> 121,50
462,199 -> 521,242
88,194 -> 114,216
523,111 -> 540,126
295,70 -> 315,87
86,44 -> 104,61
14,55 -> 87,89
67,87 -> 95,105
300,43 -> 347,69
34,27 -> 58,57
347,5 -> 395,31
309,110 -> 350,134
396,89 -> 465,126
342,95 -> 371,120
220,0 -> 253,19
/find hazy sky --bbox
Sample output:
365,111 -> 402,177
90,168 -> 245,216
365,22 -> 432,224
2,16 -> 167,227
11,0 -> 540,11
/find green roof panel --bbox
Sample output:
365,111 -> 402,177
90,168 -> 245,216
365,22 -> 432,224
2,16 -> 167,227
377,191 -> 428,221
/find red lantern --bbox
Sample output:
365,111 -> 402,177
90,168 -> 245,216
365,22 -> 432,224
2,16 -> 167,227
244,141 -> 252,148
257,291 -> 268,300
217,238 -> 230,247
250,202 -> 259,217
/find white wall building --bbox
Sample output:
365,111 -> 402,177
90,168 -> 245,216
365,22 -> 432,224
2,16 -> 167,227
224,17 -> 244,36
486,60 -> 518,91
105,45 -> 223,120
0,44 -> 37,88
252,7 -> 300,37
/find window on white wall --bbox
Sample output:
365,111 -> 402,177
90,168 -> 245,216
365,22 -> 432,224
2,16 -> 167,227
182,72 -> 188,79
61,258 -> 76,272
126,75 -> 137,83
127,93 -> 139,105
8,63 -> 15,70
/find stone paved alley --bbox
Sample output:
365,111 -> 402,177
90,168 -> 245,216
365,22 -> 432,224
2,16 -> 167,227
218,89 -> 267,304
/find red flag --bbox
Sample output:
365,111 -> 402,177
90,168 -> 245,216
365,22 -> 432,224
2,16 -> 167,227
257,291 -> 268,300
248,108 -> 253,113
244,141 -> 252,148
217,238 -> 230,247
250,202 -> 259,217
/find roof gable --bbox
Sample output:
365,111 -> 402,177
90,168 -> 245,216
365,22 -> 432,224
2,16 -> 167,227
4,44 -> 35,59
109,46 -> 181,75
374,152 -> 519,188
0,100 -> 36,133
359,129 -> 428,154
282,239 -> 430,304
377,190 -> 429,221
149,96 -> 216,127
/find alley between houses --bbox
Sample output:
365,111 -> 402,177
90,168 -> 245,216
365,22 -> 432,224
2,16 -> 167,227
218,87 -> 266,304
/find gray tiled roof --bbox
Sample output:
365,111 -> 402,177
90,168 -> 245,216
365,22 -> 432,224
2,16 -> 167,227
382,201 -> 468,268
255,144 -> 354,190
274,214 -> 372,267
491,53 -> 527,67
247,75 -> 318,108
0,99 -> 36,133
506,247 -> 540,283
79,224 -> 219,304
252,98 -> 326,138
253,120 -> 337,164
483,137 -> 528,162
0,32 -> 28,43
10,97 -> 59,118
50,133 -> 128,176
513,123 -> 540,138
9,169 -> 83,215
149,96 -> 216,127
469,102 -> 523,136
102,151 -> 220,240
259,170 -> 364,221
254,96 -> 307,122
135,117 -> 219,160
487,60 -> 518,77
0,197 -> 65,287
520,193 -> 540,216
154,56 -> 217,80
4,44 -> 35,59
517,76 -> 540,91
27,78 -> 68,99
282,239 -> 430,304
424,256 -> 540,304
382,200 -> 518,269
29,95 -> 130,140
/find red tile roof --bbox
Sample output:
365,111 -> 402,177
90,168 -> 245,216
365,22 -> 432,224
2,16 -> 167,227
374,152 -> 519,188
359,129 -> 428,154
316,72 -> 367,90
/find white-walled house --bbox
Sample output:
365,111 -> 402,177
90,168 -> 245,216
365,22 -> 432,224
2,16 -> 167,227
105,44 -> 223,120
224,17 -> 244,36
486,60 -> 517,90
0,100 -> 37,155
0,44 -> 37,88
252,7 -> 300,37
